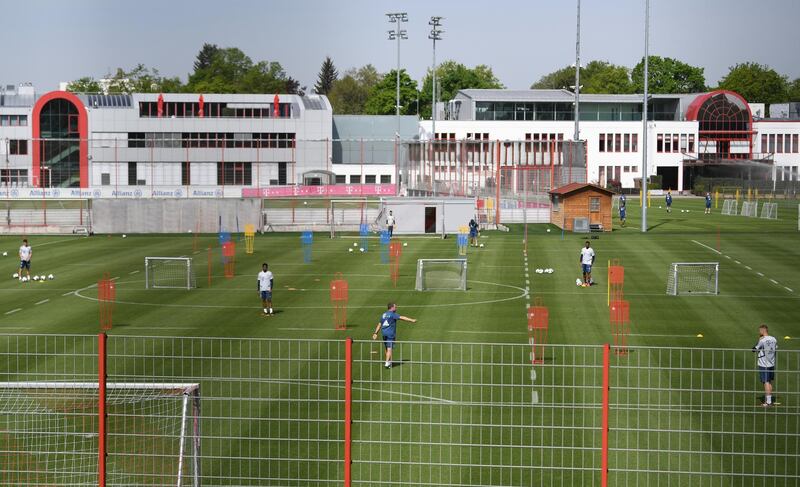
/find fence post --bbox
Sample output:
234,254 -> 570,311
344,338 -> 353,487
601,343 -> 610,487
98,333 -> 107,487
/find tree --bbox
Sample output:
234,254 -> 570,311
186,47 -> 291,94
66,77 -> 102,93
104,64 -> 184,93
419,61 -> 504,117
328,65 -> 381,114
789,78 -> 800,102
364,69 -> 419,116
716,63 -> 789,104
193,43 -> 219,72
631,56 -> 706,94
531,61 -> 632,94
314,56 -> 338,95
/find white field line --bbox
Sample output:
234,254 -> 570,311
629,333 -> 702,338
34,299 -> 49,306
129,270 -> 140,275
756,272 -> 765,277
62,291 -> 74,296
770,279 -> 779,285
744,265 -> 752,270
690,240 -> 721,255
4,308 -> 22,315
785,287 -> 794,293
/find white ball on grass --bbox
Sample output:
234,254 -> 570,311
359,248 -> 365,252
353,242 -> 358,247
33,276 -> 39,281
576,278 -> 582,286
2,251 -> 7,256
48,274 -> 54,280
303,201 -> 308,205
122,234 -> 127,238
40,275 -> 46,281
12,273 -> 19,279
479,243 -> 484,248
348,248 -> 353,253
403,242 -> 408,247
546,228 -> 551,233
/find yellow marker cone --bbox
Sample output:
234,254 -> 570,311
784,336 -> 791,340
696,333 -> 704,338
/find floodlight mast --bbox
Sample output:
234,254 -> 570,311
387,12 -> 408,139
429,16 -> 444,141
641,0 -> 650,233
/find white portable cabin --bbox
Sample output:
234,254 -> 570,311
382,198 -> 476,236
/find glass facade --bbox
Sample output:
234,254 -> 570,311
38,99 -> 81,187
472,100 -> 677,121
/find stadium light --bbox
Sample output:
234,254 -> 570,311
387,12 -> 408,139
573,0 -> 581,141
429,16 -> 444,140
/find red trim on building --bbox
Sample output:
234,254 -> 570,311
31,91 -> 89,188
685,90 -> 753,125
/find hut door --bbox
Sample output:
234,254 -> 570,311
589,196 -> 602,225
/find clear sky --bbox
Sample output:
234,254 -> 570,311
2,0 -> 798,92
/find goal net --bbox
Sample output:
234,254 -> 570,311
759,202 -> 777,220
0,382 -> 200,486
666,262 -> 719,296
740,201 -> 758,217
329,199 -> 384,238
721,199 -> 737,215
415,258 -> 467,291
145,257 -> 196,289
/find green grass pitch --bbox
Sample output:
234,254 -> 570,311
0,197 -> 798,485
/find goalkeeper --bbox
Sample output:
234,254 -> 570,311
372,302 -> 417,368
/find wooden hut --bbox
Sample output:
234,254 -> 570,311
549,183 -> 615,232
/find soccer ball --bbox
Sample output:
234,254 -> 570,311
359,247 -> 365,252
21,276 -> 28,282
12,273 -> 19,279
48,274 -> 54,280
2,251 -> 7,256
403,242 -> 407,247
348,248 -> 353,253
33,276 -> 39,281
122,234 -> 127,238
546,229 -> 551,233
303,201 -> 308,205
576,278 -> 582,286
353,242 -> 358,247
479,243 -> 484,248
39,275 -> 46,281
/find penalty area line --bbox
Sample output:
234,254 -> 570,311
691,240 -> 721,255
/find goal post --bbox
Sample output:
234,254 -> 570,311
721,199 -> 738,216
415,258 -> 467,291
329,199 -> 384,238
0,381 -> 200,486
759,202 -> 777,220
145,257 -> 196,289
666,262 -> 719,296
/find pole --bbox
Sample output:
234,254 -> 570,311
574,0 -> 581,141
344,337 -> 353,487
98,333 -> 108,487
641,0 -> 650,233
601,342 -> 610,487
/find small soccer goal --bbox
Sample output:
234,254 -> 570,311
0,381 -> 200,486
759,202 -> 777,220
740,201 -> 758,217
721,199 -> 738,216
145,257 -> 196,289
666,262 -> 719,296
415,258 -> 467,291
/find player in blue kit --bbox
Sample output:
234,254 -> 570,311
618,194 -> 626,227
705,192 -> 712,214
665,191 -> 673,213
372,302 -> 417,368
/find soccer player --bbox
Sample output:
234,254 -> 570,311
618,194 -> 627,227
18,238 -> 32,281
752,324 -> 777,407
469,218 -> 479,247
372,302 -> 417,368
386,211 -> 396,239
257,263 -> 274,315
665,191 -> 673,213
579,240 -> 595,287
705,192 -> 712,214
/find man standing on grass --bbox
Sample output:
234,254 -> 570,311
372,302 -> 416,368
705,192 -> 712,214
18,238 -> 32,281
752,324 -> 777,407
665,190 -> 673,213
257,263 -> 274,315
579,240 -> 595,287
469,218 -> 479,247
618,194 -> 627,227
386,211 -> 396,239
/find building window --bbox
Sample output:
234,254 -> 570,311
768,134 -> 775,153
631,134 -> 638,152
784,134 -> 791,153
181,162 -> 191,185
623,134 -> 630,152
1,169 -> 28,185
9,140 -> 28,155
100,173 -> 111,186
365,175 -> 376,184
0,115 -> 27,126
664,134 -> 672,153
615,134 -> 621,152
216,162 -> 252,185
335,175 -> 346,184
680,134 -> 687,152
349,175 -> 361,184
552,195 -> 560,211
688,134 -> 695,152
127,162 -> 138,185
657,134 -> 664,153
599,134 -> 606,152
380,175 -> 391,184
590,197 -> 600,212
792,134 -> 799,153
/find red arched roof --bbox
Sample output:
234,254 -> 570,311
31,91 -> 89,188
685,90 -> 752,124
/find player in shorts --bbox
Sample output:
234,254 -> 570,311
579,240 -> 595,287
18,239 -> 32,281
469,218 -> 479,247
705,192 -> 712,214
257,263 -> 274,315
618,194 -> 627,227
372,302 -> 417,368
665,191 -> 673,213
386,211 -> 396,239
752,324 -> 777,407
